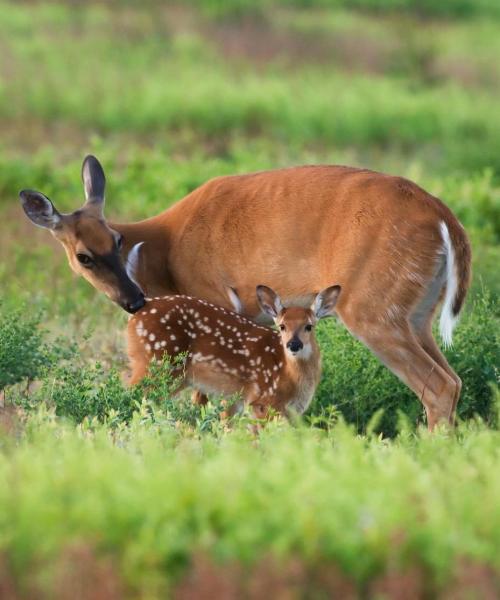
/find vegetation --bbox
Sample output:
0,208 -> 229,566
0,0 -> 499,596
1,412 -> 500,597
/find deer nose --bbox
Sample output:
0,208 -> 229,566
125,294 -> 146,314
286,338 -> 303,353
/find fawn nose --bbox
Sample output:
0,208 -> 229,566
125,294 -> 146,314
286,338 -> 303,353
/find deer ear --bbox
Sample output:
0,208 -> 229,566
19,189 -> 62,230
312,285 -> 341,319
226,287 -> 243,314
82,155 -> 105,209
125,242 -> 144,289
256,285 -> 283,319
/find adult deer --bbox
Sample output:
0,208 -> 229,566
20,156 -> 471,429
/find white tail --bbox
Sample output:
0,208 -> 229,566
439,221 -> 459,348
127,285 -> 340,418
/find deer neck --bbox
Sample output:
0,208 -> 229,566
110,216 -> 176,297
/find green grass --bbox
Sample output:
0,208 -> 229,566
1,3 -> 500,174
0,412 -> 499,596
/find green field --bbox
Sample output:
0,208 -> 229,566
0,1 -> 499,597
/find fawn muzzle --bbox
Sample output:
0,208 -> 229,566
286,337 -> 304,354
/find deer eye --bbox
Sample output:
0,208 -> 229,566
116,235 -> 123,250
304,324 -> 313,332
279,324 -> 286,331
76,253 -> 93,267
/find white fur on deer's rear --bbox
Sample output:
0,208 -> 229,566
439,221 -> 458,348
126,242 -> 144,289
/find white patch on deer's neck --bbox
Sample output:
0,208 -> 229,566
126,242 -> 144,289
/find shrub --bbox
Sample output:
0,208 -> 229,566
14,348 -> 228,431
0,302 -> 54,392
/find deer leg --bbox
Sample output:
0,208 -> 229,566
346,318 -> 456,430
128,356 -> 149,386
409,278 -> 462,422
411,318 -> 462,422
241,384 -> 272,421
191,390 -> 208,406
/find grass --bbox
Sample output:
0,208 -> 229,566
1,3 -> 500,174
0,411 -> 499,596
0,1 -> 499,596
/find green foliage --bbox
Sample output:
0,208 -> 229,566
1,3 -> 500,174
0,415 -> 500,596
11,342 -> 229,433
32,360 -> 138,424
314,293 -> 500,435
191,0 -> 500,19
0,302 -> 58,391
447,293 -> 500,424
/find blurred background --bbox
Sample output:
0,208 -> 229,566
0,0 -> 498,430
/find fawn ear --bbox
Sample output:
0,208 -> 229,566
256,285 -> 283,319
82,155 -> 105,212
312,285 -> 341,319
19,190 -> 63,230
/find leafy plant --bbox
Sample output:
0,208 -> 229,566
0,301 -> 62,392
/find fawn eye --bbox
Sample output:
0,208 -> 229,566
304,324 -> 313,332
279,324 -> 286,331
76,253 -> 93,267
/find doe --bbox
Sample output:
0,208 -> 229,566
127,285 -> 341,418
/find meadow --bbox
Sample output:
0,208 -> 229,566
0,1 -> 499,597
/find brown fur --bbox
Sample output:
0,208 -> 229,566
128,296 -> 323,418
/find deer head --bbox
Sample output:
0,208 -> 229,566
256,284 -> 341,358
19,155 -> 145,313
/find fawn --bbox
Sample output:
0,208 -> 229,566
127,284 -> 340,418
